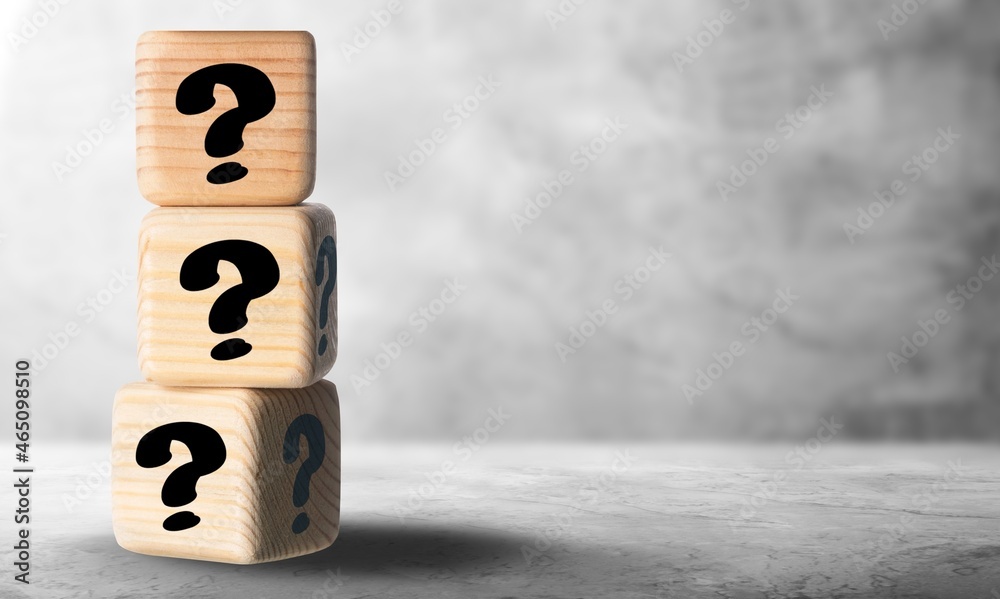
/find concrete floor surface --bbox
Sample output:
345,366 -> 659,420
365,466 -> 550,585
3,443 -> 998,598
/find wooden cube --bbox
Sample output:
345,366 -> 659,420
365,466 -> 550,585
112,381 -> 341,564
136,31 -> 316,206
138,203 -> 337,387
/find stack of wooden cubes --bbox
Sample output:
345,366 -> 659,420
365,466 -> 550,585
112,31 -> 340,564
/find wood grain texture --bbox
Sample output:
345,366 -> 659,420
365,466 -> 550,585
137,204 -> 337,387
112,381 -> 341,564
136,30 -> 316,206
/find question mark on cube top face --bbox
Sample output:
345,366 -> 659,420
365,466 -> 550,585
314,235 -> 337,356
175,63 -> 276,185
283,414 -> 325,534
136,422 -> 227,532
180,239 -> 280,361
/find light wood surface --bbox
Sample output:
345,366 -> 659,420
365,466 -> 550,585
136,30 -> 316,206
137,203 -> 337,387
111,381 -> 341,564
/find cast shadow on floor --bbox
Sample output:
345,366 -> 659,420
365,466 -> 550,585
268,519 -> 543,575
84,518 -> 582,579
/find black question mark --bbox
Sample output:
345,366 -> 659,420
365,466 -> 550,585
315,235 -> 337,356
283,414 -> 325,534
136,422 -> 227,532
175,63 -> 276,185
179,240 -> 280,361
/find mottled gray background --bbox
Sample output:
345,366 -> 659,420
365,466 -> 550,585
2,0 -> 1000,443
3,3 -> 1000,599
